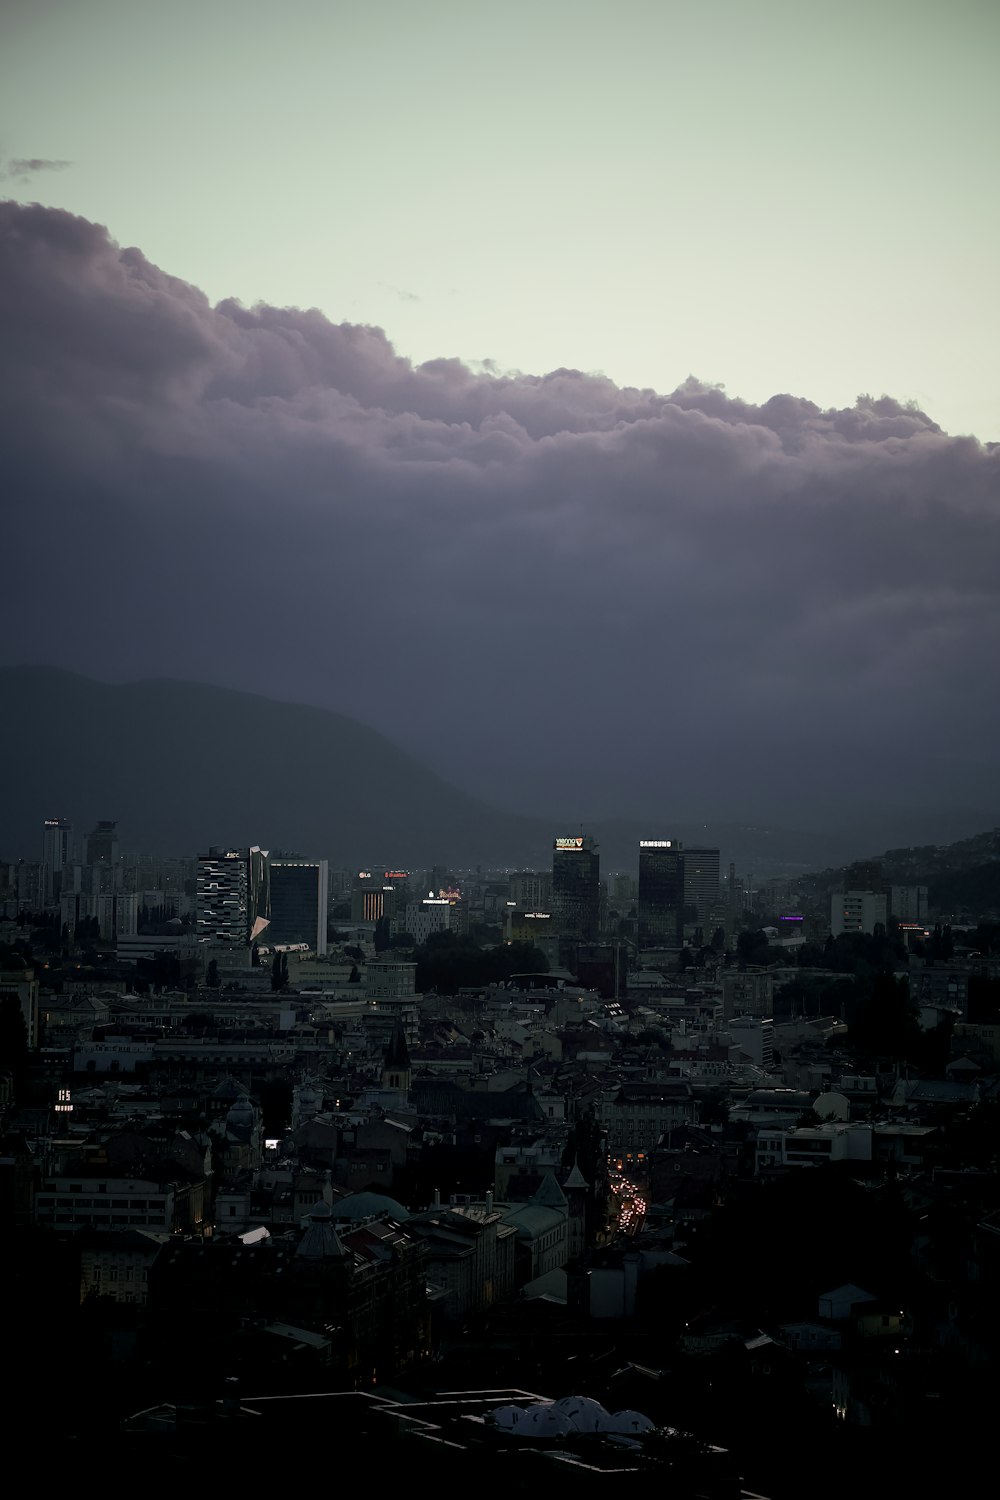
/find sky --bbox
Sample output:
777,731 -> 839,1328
3,0 -> 998,439
1,1 -> 999,837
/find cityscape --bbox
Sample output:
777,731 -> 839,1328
3,2 -> 998,1493
2,813 -> 999,1493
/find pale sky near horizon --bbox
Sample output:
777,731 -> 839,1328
2,0 -> 997,441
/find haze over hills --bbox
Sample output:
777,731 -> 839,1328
0,668 -> 995,875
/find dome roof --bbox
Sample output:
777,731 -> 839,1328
491,1396 -> 652,1439
552,1396 -> 606,1432
604,1409 -> 654,1435
330,1190 -> 410,1223
524,1407 -> 573,1436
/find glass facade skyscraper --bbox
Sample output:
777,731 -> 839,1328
683,847 -> 721,926
41,817 -> 72,906
269,859 -> 329,954
637,839 -> 685,946
552,834 -> 600,941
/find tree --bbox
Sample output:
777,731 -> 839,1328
847,972 -> 920,1064
926,922 -> 954,963
737,928 -> 771,968
182,1011 -> 215,1032
972,922 -> 1000,957
206,959 -> 220,989
257,1078 -> 293,1137
967,974 -> 1000,1025
412,936 -> 548,995
796,940 -> 826,968
698,1089 -> 729,1126
710,926 -> 726,952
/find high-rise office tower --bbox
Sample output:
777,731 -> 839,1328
269,859 -> 329,955
197,846 -> 270,946
382,869 -> 411,928
198,849 -> 248,945
86,820 -> 119,870
41,817 -> 73,906
683,847 -> 721,926
890,885 -> 928,923
831,890 -> 888,937
637,839 -> 685,946
351,871 -> 395,924
552,835 -> 600,941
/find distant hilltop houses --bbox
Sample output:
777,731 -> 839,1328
1,814 -> 999,1485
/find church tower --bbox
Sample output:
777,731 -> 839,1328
382,1019 -> 412,1095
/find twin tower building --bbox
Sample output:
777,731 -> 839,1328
552,835 -> 720,947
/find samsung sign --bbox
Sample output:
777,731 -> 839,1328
640,839 -> 673,848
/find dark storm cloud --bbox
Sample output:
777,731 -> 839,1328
1,201 -> 998,827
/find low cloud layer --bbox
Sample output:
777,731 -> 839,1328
2,157 -> 72,180
1,201 -> 997,834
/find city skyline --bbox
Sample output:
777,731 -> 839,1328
3,3 -> 998,1463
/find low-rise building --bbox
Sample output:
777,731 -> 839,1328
406,1200 -> 516,1321
601,1081 -> 696,1166
36,1169 -> 206,1234
79,1227 -> 167,1304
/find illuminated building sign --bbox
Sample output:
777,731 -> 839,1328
640,839 -> 673,848
555,837 -> 584,850
524,911 -> 551,919
779,914 -> 804,922
384,870 -> 409,879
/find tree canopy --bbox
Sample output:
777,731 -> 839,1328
413,935 -> 548,995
